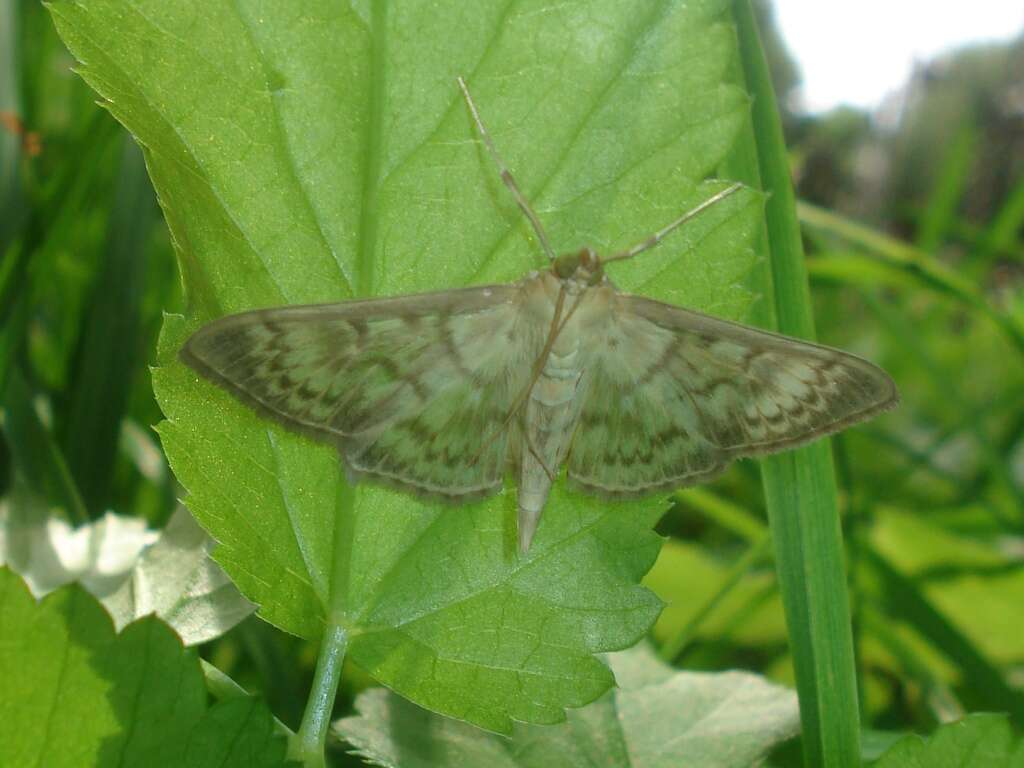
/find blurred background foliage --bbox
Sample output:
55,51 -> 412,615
1,0 -> 1022,752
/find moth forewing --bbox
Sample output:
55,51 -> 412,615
180,284 -> 544,505
565,291 -> 898,500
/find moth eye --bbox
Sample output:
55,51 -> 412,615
554,254 -> 577,279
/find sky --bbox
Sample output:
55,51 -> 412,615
771,1 -> 1024,113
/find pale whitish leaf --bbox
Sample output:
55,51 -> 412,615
0,497 -> 253,645
51,0 -> 764,730
335,643 -> 800,768
0,568 -> 285,768
0,483 -> 156,597
102,507 -> 256,645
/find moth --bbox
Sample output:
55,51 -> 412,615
182,78 -> 899,553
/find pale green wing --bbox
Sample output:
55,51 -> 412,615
181,284 -> 544,502
568,293 -> 899,498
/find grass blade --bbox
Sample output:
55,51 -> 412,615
733,3 -> 862,765
798,201 -> 1024,355
2,368 -> 88,524
0,0 -> 26,253
980,175 -> 1024,262
915,121 -> 976,254
61,137 -> 157,515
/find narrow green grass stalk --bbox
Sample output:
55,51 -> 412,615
674,487 -> 767,543
0,0 -> 22,250
861,291 -> 1024,522
660,534 -> 772,662
3,368 -> 89,525
798,201 -> 1024,355
915,121 -> 976,254
858,609 -> 964,724
63,137 -> 156,515
981,176 -> 1024,261
733,4 -> 862,766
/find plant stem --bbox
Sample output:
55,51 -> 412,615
292,621 -> 349,768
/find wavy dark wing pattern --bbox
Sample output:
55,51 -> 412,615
182,284 -> 545,502
568,293 -> 899,498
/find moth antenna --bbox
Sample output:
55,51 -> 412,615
457,76 -> 556,262
603,182 -> 745,264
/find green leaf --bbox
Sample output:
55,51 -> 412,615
861,730 -> 911,763
0,502 -> 254,645
0,567 -> 287,768
335,644 -> 800,768
49,0 -> 762,730
870,714 -> 1024,768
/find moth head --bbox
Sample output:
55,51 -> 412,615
553,247 -> 604,285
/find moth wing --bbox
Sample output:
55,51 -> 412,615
569,292 -> 898,497
182,284 -> 547,502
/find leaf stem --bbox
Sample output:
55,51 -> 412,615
200,659 -> 295,739
292,621 -> 348,768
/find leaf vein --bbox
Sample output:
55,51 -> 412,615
467,0 -> 681,282
229,0 -> 355,297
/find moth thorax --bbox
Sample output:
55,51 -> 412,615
553,247 -> 604,288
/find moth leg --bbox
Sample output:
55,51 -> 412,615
552,289 -> 586,337
465,406 -> 553,480
523,420 -> 557,483
501,283 -> 570,429
466,419 -> 509,469
457,76 -> 556,262
468,285 -> 572,468
603,183 -> 744,264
